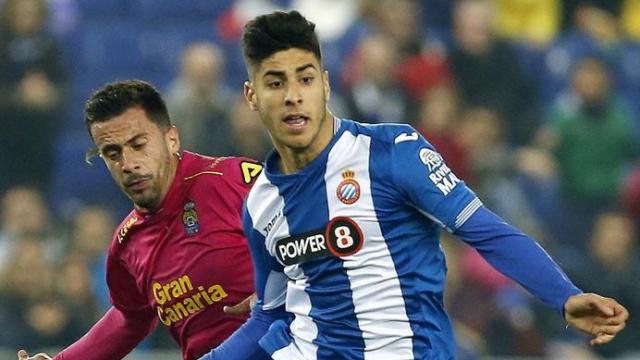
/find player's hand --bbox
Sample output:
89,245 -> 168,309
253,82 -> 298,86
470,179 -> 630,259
223,293 -> 257,315
17,350 -> 52,360
564,293 -> 629,346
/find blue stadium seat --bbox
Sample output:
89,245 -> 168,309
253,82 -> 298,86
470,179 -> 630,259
540,31 -> 604,105
619,42 -> 640,110
137,20 -> 219,84
75,0 -> 132,19
131,0 -> 233,20
219,41 -> 252,90
49,130 -> 131,220
69,20 -> 145,75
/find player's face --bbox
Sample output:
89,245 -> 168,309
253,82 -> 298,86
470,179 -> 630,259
245,48 -> 332,159
90,107 -> 180,212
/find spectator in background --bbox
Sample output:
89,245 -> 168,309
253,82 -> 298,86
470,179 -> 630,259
449,0 -> 538,146
0,0 -> 66,193
166,42 -> 234,156
361,0 -> 430,56
414,84 -> 471,182
342,34 -> 410,124
491,0 -> 561,46
539,56 -> 639,249
567,212 -> 640,357
67,206 -> 115,313
621,0 -> 640,40
542,1 -> 626,105
228,93 -> 271,160
560,0 -> 622,36
0,186 -> 68,349
0,213 -> 82,350
0,186 -> 61,274
457,108 -> 548,243
55,254 -> 100,330
360,0 -> 451,103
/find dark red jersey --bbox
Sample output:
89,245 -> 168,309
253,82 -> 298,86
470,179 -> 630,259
106,151 -> 260,360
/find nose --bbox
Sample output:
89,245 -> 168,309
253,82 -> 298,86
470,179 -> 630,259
121,147 -> 140,173
284,81 -> 302,106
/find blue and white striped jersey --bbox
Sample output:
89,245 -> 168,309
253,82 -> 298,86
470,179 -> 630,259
243,118 -> 481,359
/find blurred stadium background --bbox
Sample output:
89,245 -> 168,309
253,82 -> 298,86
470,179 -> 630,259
1,0 -> 639,359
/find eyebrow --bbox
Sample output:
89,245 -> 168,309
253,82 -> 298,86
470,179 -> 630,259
99,133 -> 147,154
262,63 -> 318,78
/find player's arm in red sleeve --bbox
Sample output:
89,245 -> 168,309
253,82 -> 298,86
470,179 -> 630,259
52,306 -> 156,360
53,253 -> 157,360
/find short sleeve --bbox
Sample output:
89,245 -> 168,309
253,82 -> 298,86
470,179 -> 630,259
389,127 -> 481,231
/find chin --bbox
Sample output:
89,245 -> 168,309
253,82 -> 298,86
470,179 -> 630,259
132,194 -> 157,209
285,141 -> 312,151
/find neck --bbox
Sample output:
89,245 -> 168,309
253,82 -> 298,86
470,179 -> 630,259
278,111 -> 335,174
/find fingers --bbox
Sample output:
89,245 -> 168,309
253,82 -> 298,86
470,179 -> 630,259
592,322 -> 626,336
593,301 -> 629,326
248,293 -> 257,311
223,297 -> 252,315
587,314 -> 627,346
589,304 -> 628,326
224,293 -> 258,315
590,333 -> 615,346
31,354 -> 52,360
588,295 -> 616,317
17,351 -> 51,360
613,303 -> 630,322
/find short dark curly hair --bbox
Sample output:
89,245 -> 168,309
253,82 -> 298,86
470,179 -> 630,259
242,10 -> 322,76
84,79 -> 171,138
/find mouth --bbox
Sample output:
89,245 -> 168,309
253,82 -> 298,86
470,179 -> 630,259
282,113 -> 309,131
125,176 -> 151,192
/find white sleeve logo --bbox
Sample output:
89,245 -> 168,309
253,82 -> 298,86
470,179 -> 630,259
419,148 -> 443,171
419,148 -> 460,195
394,132 -> 418,144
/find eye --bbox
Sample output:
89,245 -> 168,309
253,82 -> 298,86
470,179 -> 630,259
267,80 -> 283,88
103,150 -> 120,161
131,140 -> 147,150
301,76 -> 314,84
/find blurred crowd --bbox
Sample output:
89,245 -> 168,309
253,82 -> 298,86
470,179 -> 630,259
1,0 -> 639,358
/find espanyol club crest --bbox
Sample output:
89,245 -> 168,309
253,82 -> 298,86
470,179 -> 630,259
182,200 -> 200,235
336,169 -> 360,205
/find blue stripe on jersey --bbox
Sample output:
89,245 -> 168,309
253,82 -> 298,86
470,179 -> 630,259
368,134 -> 454,359
266,142 -> 366,360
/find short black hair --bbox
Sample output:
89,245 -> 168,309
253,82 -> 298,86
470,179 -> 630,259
242,10 -> 322,74
84,79 -> 171,138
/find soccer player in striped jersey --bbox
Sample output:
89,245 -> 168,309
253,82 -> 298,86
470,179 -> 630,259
201,11 -> 629,360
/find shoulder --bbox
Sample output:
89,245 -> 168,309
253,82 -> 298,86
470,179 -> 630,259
108,211 -> 142,256
182,151 -> 263,188
341,119 -> 420,145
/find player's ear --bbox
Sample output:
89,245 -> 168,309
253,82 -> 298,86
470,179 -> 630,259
323,70 -> 331,102
244,81 -> 258,111
166,125 -> 180,154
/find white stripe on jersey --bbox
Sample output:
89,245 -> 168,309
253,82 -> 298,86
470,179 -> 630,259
325,132 -> 415,359
247,175 -> 319,357
455,197 -> 482,228
273,285 -> 319,360
264,270 -> 288,310
247,178 -> 290,310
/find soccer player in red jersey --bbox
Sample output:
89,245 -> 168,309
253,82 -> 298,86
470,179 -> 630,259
18,80 -> 260,360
